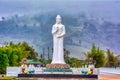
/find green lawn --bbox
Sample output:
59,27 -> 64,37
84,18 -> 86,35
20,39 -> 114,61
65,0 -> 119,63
0,76 -> 37,80
0,76 -> 16,79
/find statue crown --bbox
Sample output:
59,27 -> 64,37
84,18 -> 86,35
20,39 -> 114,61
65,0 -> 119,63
56,15 -> 61,19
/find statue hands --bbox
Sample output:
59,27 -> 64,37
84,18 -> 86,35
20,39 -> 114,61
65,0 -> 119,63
56,35 -> 62,38
52,26 -> 58,34
55,27 -> 58,33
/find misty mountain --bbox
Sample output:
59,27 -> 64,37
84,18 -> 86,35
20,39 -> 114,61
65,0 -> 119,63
0,11 -> 120,59
0,0 -> 120,59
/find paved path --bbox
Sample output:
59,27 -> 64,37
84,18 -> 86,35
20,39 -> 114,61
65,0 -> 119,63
99,74 -> 120,80
99,68 -> 120,74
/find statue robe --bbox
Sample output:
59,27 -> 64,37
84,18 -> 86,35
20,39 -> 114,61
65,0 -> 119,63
51,23 -> 66,64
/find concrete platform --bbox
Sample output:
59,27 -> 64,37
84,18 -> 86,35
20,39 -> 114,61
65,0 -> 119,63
18,74 -> 98,79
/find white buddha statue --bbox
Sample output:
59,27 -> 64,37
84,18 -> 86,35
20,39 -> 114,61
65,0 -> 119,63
51,15 -> 66,64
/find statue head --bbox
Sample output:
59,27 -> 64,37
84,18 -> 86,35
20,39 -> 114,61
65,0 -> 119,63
56,15 -> 61,24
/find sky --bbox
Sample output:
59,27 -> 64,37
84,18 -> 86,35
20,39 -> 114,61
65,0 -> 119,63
0,0 -> 120,21
0,0 -> 120,58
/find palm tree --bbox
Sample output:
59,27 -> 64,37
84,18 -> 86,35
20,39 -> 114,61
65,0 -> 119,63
48,47 -> 50,59
64,48 -> 70,58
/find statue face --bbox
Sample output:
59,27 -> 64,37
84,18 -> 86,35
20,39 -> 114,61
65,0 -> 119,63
56,18 -> 61,24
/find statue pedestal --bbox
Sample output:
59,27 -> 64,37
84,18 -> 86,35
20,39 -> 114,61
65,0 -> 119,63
46,64 -> 70,69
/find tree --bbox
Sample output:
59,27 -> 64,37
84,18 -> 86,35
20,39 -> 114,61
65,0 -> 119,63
65,57 -> 82,68
0,52 -> 9,74
85,44 -> 106,68
0,42 -> 37,74
64,48 -> 70,58
21,42 -> 37,59
116,55 -> 120,67
106,49 -> 117,67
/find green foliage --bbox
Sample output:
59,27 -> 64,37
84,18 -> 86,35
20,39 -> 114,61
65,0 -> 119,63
0,42 -> 37,74
0,53 -> 9,74
85,44 -> 106,68
22,42 -> 37,60
64,48 -> 82,67
65,57 -> 82,68
39,58 -> 51,67
64,48 -> 82,68
106,49 -> 117,67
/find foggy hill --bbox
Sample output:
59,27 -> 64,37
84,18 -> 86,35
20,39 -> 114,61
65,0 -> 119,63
0,0 -> 120,59
0,12 -> 120,59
